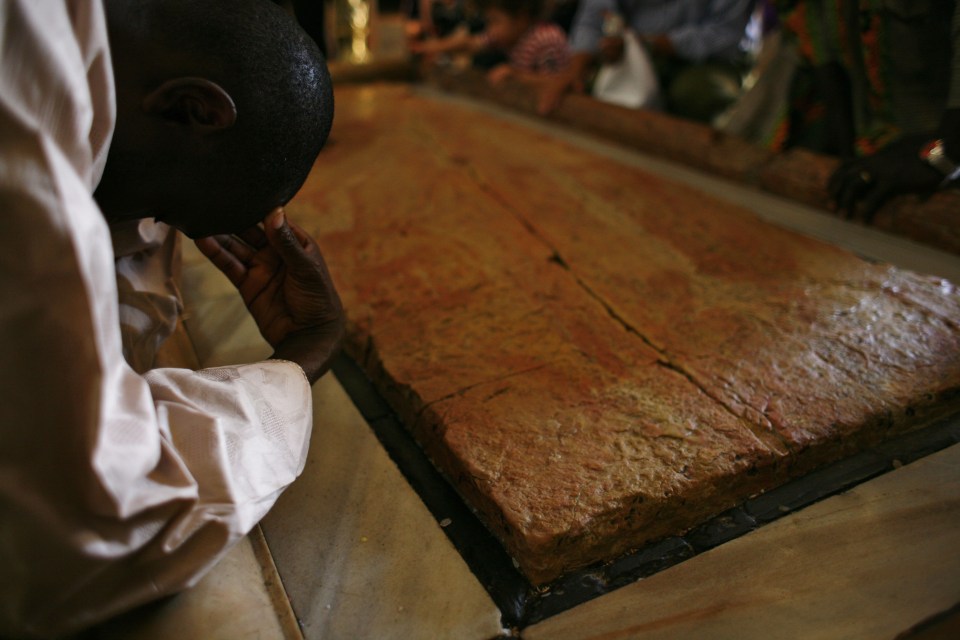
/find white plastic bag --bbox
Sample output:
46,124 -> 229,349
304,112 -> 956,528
592,31 -> 661,109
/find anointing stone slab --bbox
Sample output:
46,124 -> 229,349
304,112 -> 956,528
288,85 -> 960,584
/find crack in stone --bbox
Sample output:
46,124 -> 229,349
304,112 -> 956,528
416,363 -> 551,418
654,359 -> 795,456
575,271 -> 796,457
464,168 -> 795,456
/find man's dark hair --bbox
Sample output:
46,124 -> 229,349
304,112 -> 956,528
124,0 -> 334,231
475,0 -> 544,18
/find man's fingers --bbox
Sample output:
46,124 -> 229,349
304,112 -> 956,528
266,208 -> 299,250
599,36 -> 625,64
842,187 -> 866,219
830,171 -> 855,217
219,234 -> 257,263
832,167 -> 872,219
287,220 -> 315,250
537,74 -> 573,115
287,219 -> 336,281
861,184 -> 893,223
195,236 -> 247,287
237,224 -> 268,249
264,208 -> 319,269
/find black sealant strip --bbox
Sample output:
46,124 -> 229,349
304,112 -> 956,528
330,353 -> 960,630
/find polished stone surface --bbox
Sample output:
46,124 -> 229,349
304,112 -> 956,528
286,83 -> 960,583
87,535 -> 290,640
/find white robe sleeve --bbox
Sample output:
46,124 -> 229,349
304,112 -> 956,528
0,2 -> 314,637
112,219 -> 185,374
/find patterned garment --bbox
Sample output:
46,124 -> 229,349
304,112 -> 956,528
772,0 -> 957,154
510,22 -> 573,73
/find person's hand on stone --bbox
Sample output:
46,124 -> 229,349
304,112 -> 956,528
828,133 -> 944,221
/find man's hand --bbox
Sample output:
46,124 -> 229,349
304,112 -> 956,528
828,134 -> 943,221
536,52 -> 591,115
487,63 -> 513,87
598,35 -> 625,65
195,207 -> 344,383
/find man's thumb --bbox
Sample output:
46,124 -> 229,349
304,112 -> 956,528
265,208 -> 305,261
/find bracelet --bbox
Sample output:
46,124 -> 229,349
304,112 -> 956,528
944,164 -> 960,186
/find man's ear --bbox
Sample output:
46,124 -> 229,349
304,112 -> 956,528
143,77 -> 237,132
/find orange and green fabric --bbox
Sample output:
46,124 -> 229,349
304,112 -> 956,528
771,0 -> 954,155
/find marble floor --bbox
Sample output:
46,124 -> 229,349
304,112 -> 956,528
87,89 -> 960,639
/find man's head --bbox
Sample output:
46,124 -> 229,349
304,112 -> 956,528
477,0 -> 542,51
95,0 -> 334,238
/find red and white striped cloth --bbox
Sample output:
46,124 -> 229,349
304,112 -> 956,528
509,22 -> 571,73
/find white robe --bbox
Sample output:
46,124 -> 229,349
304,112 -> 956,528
0,1 -> 314,636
